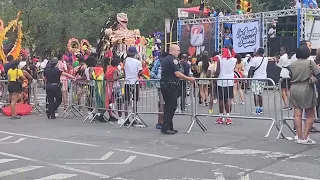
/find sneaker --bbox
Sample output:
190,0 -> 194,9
10,115 -> 21,119
109,116 -> 118,122
118,118 -> 125,125
232,101 -> 236,105
241,101 -> 245,105
213,99 -> 217,104
55,112 -> 59,117
225,118 -> 233,125
133,123 -> 146,128
156,123 -> 162,129
297,139 -> 316,145
259,107 -> 264,114
215,118 -> 224,124
209,109 -> 213,114
253,108 -> 261,114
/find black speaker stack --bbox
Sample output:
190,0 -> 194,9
269,16 -> 297,57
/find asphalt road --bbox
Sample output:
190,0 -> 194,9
0,84 -> 319,180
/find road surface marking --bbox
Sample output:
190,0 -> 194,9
0,165 -> 44,177
35,173 -> 77,180
66,152 -> 137,165
237,172 -> 251,180
213,170 -> 226,180
0,136 -> 13,142
255,170 -> 320,180
0,159 -> 17,163
0,131 -> 99,147
0,152 -> 110,178
115,148 -> 318,180
209,147 -> 295,159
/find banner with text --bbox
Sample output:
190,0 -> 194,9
232,21 -> 260,53
305,20 -> 320,49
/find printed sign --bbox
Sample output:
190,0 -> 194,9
178,8 -> 189,18
306,20 -> 320,49
190,24 -> 205,47
232,21 -> 260,53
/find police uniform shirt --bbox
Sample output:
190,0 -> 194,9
44,67 -> 62,83
161,55 -> 180,81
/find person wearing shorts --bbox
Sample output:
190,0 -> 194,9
248,48 -> 268,114
123,47 -> 143,126
214,46 -> 237,125
57,54 -> 68,110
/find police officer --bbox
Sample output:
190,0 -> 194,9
44,58 -> 74,119
160,45 -> 195,135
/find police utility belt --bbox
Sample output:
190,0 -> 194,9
46,82 -> 62,88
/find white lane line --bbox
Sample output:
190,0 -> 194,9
115,149 -> 319,180
0,152 -> 110,179
66,156 -> 137,165
0,165 -> 44,177
13,138 -> 26,143
0,136 -> 13,142
100,151 -> 114,160
213,170 -> 226,180
209,147 -> 294,159
0,159 -> 17,163
0,131 -> 99,147
34,173 -> 77,180
255,170 -> 320,180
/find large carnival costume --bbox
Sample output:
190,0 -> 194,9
97,13 -> 148,60
0,11 -> 23,63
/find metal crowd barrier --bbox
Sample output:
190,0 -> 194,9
276,78 -> 319,140
186,78 -> 279,138
0,77 -> 294,139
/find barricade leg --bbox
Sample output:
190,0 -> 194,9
60,80 -> 84,118
186,116 -> 207,134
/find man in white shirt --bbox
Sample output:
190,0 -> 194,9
123,46 -> 143,126
291,40 -> 313,62
248,48 -> 268,114
268,25 -> 276,38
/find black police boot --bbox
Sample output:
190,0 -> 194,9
161,130 -> 176,135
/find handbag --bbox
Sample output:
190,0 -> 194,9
309,61 -> 318,84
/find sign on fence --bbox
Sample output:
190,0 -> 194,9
232,21 -> 260,53
305,20 -> 320,49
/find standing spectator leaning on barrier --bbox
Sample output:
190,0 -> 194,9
207,52 -> 219,114
179,53 -> 191,112
197,51 -> 210,106
214,46 -> 237,125
248,48 -> 268,114
277,46 -> 292,110
151,52 -> 167,129
57,54 -> 68,110
7,61 -> 25,119
243,54 -> 252,93
233,53 -> 245,105
44,58 -> 75,119
289,45 -> 320,145
291,40 -> 318,132
160,45 -> 195,135
123,46 -> 144,127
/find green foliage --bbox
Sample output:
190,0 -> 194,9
0,0 -> 290,56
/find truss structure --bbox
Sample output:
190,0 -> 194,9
178,8 -> 320,55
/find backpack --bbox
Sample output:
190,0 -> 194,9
92,67 -> 104,80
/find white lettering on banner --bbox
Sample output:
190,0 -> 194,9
232,21 -> 260,53
306,20 -> 320,49
237,27 -> 258,48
